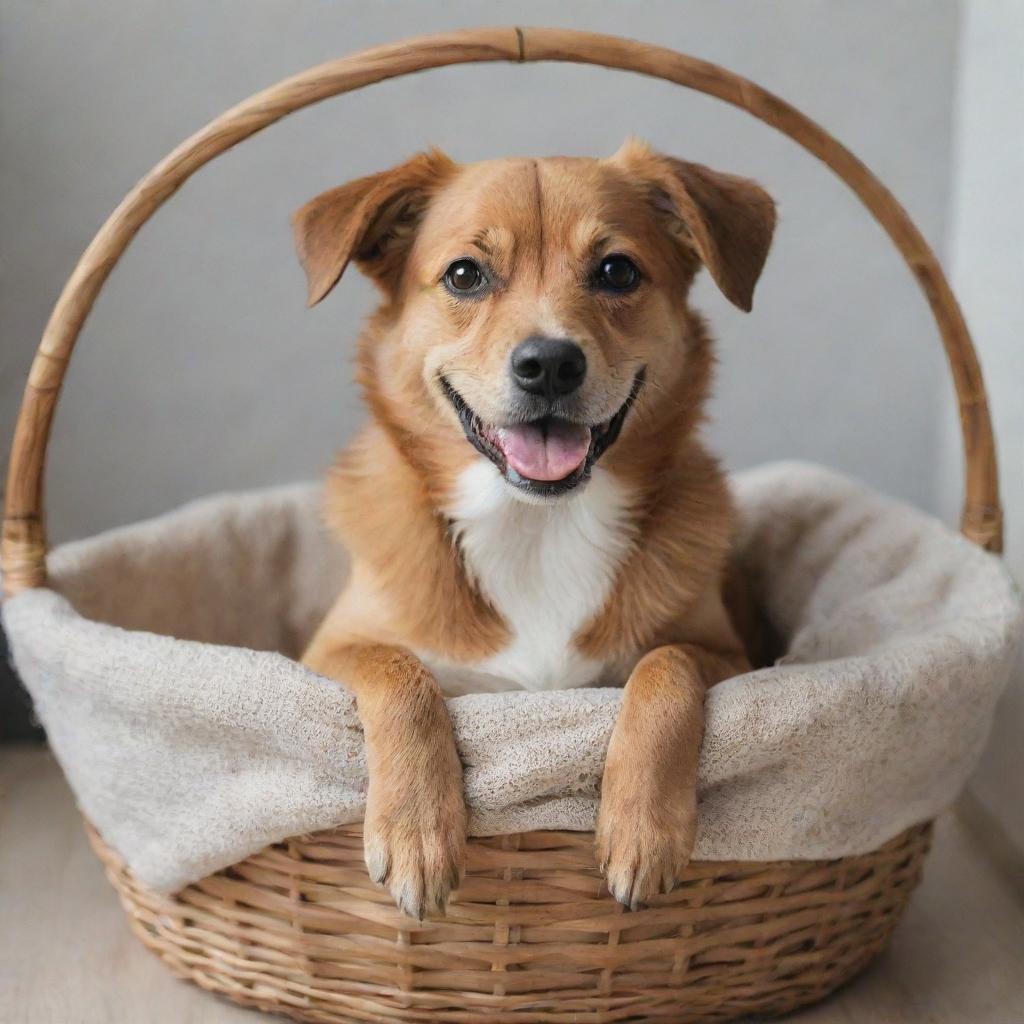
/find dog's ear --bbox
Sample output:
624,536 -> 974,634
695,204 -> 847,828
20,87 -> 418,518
612,138 -> 776,312
292,149 -> 457,306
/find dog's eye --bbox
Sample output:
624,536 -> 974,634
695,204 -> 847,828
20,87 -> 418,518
595,254 -> 641,293
443,258 -> 485,295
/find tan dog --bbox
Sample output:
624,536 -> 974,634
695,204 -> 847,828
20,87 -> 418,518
296,139 -> 775,918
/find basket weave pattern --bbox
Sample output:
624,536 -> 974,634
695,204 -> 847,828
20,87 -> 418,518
90,823 -> 930,1023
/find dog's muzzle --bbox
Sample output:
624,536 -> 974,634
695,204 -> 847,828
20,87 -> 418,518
440,369 -> 645,498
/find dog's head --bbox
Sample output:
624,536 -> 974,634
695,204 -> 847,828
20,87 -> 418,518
293,139 -> 774,501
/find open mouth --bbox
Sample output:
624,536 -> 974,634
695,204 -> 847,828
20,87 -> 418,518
440,369 -> 645,497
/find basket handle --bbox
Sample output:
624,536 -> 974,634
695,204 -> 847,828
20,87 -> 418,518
1,27 -> 1002,596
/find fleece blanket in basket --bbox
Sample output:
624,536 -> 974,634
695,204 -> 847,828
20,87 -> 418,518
3,462 -> 1020,893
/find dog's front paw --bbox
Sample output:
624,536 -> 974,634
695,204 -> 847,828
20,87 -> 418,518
595,767 -> 697,910
363,780 -> 467,920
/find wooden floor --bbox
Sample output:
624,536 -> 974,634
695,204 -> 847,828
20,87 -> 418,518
2,746 -> 1022,1024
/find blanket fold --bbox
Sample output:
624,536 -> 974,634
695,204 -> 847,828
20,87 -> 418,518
4,462 -> 1020,892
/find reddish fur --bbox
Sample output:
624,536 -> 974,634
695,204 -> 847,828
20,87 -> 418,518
298,139 -> 775,917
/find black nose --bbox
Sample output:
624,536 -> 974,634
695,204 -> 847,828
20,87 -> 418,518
510,337 -> 587,398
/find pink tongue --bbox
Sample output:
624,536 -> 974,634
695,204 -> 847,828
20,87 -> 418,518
497,421 -> 591,481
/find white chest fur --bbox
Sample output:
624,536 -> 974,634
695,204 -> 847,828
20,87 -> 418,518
422,459 -> 636,697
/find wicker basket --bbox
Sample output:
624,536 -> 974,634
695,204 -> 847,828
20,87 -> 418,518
2,26 -> 1002,1024
88,823 -> 932,1024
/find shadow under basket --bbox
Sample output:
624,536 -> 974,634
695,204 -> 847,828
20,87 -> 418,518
88,823 -> 931,1024
1,24 -> 1003,1024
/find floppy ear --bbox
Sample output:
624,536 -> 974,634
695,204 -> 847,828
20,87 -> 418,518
292,148 -> 457,306
613,138 -> 776,312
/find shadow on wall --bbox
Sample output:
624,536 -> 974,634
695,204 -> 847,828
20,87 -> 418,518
1,626 -> 43,742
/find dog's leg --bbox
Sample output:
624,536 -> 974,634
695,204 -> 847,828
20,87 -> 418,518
596,644 -> 746,909
303,641 -> 467,919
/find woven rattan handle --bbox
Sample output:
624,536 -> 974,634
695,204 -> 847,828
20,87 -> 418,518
1,27 -> 1002,596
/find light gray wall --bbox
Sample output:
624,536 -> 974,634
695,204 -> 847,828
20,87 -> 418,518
943,0 -> 1024,851
1,0 -> 961,544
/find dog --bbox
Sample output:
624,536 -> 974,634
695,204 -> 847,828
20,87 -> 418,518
296,138 -> 775,918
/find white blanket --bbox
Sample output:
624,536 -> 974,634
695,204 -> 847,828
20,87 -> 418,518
4,463 -> 1020,893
